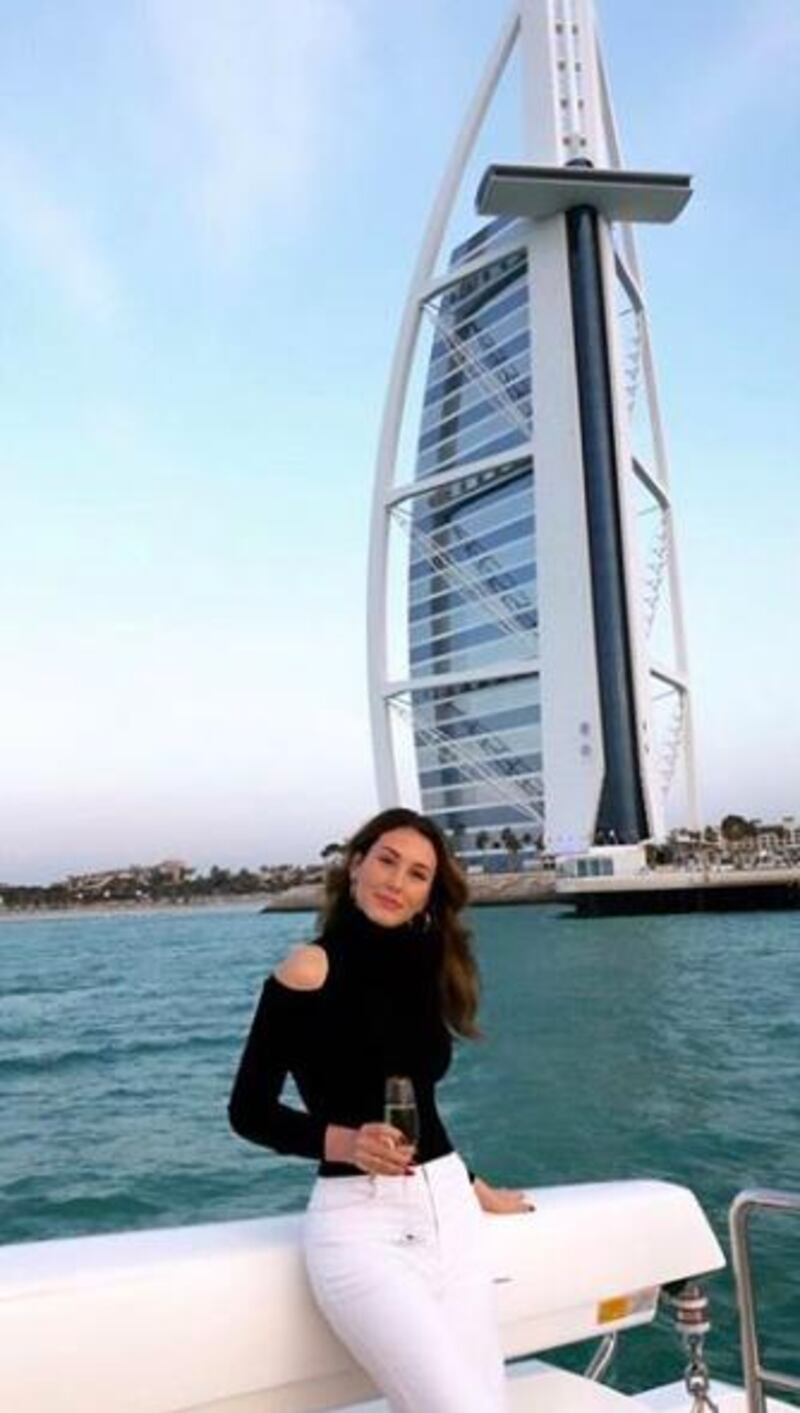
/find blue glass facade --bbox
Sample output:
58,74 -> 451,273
408,226 -> 542,864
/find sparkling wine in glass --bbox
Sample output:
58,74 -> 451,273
384,1075 -> 419,1149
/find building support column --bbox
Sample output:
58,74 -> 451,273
566,201 -> 648,843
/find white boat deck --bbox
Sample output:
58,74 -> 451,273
334,1368 -> 794,1413
631,1381 -> 792,1412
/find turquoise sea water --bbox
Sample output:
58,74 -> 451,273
1,903 -> 799,1395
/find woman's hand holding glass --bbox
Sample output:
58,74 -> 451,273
357,1121 -> 416,1175
324,1121 -> 415,1176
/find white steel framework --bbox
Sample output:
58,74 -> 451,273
367,0 -> 697,860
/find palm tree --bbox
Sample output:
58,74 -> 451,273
500,826 -> 522,873
450,821 -> 466,859
720,815 -> 751,844
320,842 -> 344,860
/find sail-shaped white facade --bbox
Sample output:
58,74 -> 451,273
367,0 -> 697,864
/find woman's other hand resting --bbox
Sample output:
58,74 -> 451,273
473,1176 -> 534,1214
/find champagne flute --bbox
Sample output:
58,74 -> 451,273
384,1075 -> 419,1155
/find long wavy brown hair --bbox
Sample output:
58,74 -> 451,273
320,807 -> 480,1039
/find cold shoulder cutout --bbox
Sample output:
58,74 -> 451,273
275,943 -> 329,991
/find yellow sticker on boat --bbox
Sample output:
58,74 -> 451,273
598,1295 -> 632,1323
597,1288 -> 658,1323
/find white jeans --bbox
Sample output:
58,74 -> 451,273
303,1152 -> 506,1413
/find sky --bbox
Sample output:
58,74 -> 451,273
1,0 -> 799,884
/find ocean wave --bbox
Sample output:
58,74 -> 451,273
0,1031 -> 233,1078
2,1188 -> 163,1243
1,981 -> 101,998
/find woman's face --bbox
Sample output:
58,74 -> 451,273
350,827 -> 437,928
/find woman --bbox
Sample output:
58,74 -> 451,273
228,807 -> 532,1413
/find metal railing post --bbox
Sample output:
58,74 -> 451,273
729,1188 -> 800,1413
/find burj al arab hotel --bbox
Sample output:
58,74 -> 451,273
367,0 -> 698,863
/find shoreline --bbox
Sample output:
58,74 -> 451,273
0,894 -> 273,923
7,864 -> 799,922
0,873 -> 560,922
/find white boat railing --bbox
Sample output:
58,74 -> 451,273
729,1188 -> 800,1413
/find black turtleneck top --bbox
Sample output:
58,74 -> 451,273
228,901 -> 456,1176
